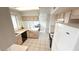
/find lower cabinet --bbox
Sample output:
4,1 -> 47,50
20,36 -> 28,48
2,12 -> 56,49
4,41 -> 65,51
27,30 -> 39,39
16,35 -> 22,45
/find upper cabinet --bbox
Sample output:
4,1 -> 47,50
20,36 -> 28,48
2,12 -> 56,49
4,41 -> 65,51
50,7 -> 79,15
22,16 -> 38,21
70,9 -> 79,19
51,7 -> 79,24
68,9 -> 79,23
21,10 -> 39,21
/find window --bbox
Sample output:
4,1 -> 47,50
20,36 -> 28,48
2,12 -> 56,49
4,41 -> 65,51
24,21 -> 40,31
11,15 -> 19,31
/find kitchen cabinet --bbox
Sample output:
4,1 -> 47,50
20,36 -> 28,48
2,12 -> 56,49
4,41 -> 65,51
15,29 -> 27,44
22,16 -> 38,21
27,30 -> 39,39
15,34 -> 22,45
52,23 -> 79,51
50,7 -> 78,15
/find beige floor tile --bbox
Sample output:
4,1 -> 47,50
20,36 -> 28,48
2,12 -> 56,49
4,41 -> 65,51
39,48 -> 47,51
28,47 -> 40,51
22,32 -> 50,51
34,45 -> 41,48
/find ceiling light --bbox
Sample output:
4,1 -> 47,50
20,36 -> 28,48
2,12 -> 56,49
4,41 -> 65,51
15,7 -> 39,11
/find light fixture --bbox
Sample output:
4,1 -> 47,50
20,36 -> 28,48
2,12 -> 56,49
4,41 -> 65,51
15,7 -> 39,11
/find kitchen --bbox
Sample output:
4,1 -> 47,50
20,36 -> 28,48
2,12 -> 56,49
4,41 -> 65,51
8,7 -> 41,51
0,7 -> 51,51
1,7 -> 79,51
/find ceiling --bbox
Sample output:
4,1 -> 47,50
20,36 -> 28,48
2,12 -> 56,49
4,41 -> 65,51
8,0 -> 54,11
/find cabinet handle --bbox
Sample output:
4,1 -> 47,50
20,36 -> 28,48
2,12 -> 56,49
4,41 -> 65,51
66,32 -> 70,35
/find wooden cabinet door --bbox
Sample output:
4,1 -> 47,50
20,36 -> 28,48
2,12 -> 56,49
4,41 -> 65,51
16,35 -> 22,45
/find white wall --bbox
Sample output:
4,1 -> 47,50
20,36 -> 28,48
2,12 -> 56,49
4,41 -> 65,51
49,15 -> 56,33
21,10 -> 39,16
0,7 -> 16,50
9,9 -> 23,29
39,7 -> 51,33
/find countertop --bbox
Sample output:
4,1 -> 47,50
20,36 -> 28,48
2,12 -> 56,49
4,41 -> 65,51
15,29 -> 27,37
57,22 -> 79,29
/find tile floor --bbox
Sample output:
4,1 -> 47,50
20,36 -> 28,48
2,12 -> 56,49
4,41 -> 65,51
23,32 -> 50,51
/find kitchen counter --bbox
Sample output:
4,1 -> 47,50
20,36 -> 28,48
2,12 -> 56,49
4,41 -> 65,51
15,29 -> 27,37
15,29 -> 28,44
56,22 -> 79,29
